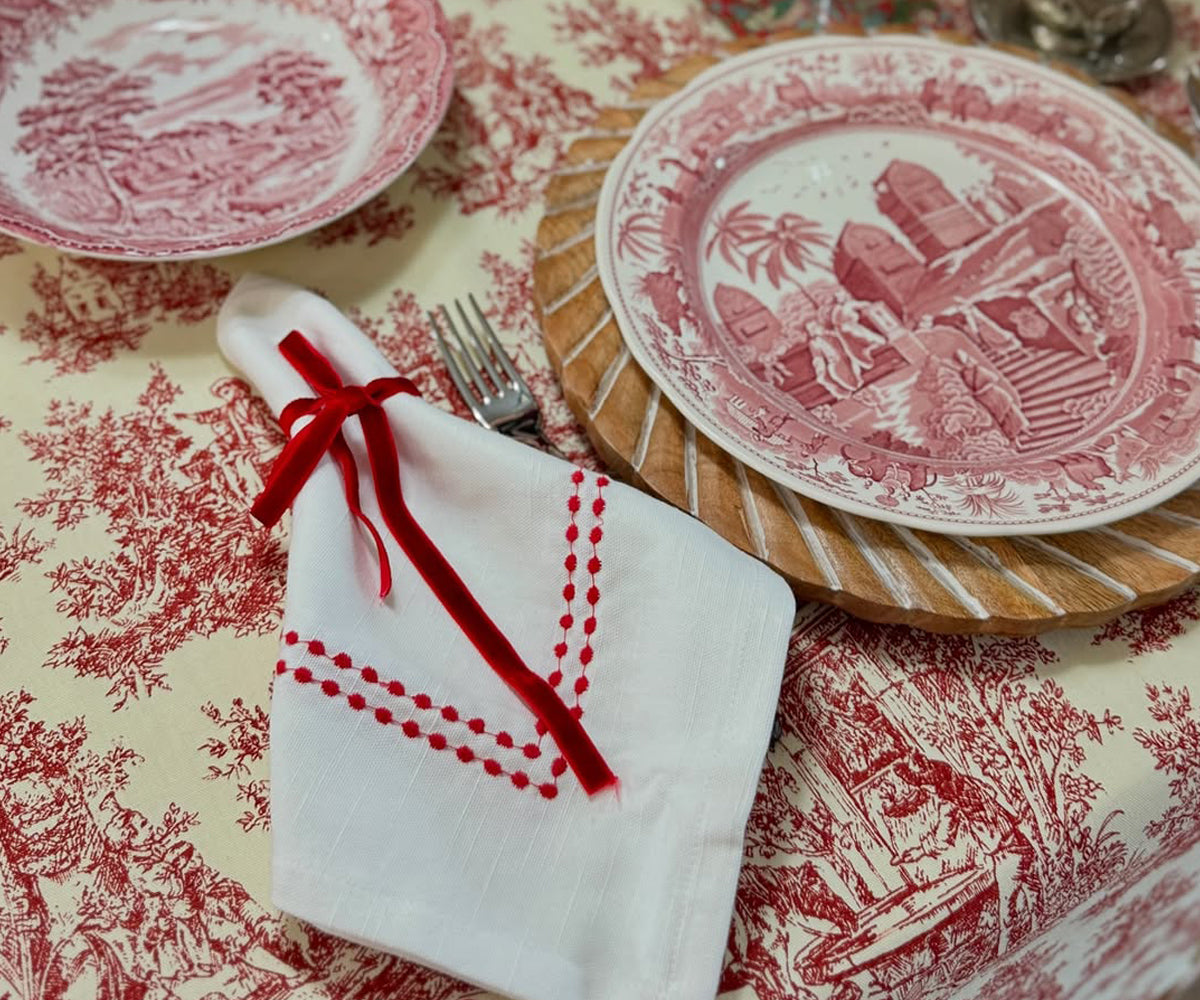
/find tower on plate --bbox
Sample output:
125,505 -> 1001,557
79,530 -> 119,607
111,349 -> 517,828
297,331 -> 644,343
875,160 -> 989,261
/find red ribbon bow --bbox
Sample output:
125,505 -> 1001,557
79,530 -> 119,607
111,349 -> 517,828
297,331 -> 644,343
252,331 -> 617,797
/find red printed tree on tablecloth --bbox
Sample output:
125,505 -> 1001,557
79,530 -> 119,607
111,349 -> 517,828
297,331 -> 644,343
964,941 -> 1066,1000
0,234 -> 22,260
16,58 -> 153,226
550,0 -> 725,90
0,687 -> 397,1000
1091,590 -> 1200,655
0,522 -> 50,656
18,258 -> 233,374
1134,683 -> 1200,855
345,290 -> 467,414
18,368 -> 286,708
1080,866 -> 1200,999
723,613 -> 1130,1000
200,697 -> 271,832
878,626 -> 1127,914
412,12 -> 595,216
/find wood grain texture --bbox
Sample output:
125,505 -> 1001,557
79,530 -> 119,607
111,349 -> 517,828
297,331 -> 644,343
532,28 -> 1200,635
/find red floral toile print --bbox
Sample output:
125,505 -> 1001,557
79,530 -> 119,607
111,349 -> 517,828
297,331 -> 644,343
1091,590 -> 1200,655
1135,683 -> 1200,855
16,257 -> 233,375
0,522 -> 51,655
965,940 -> 1066,1000
1081,867 -> 1200,1000
0,687 -> 479,1000
550,0 -> 726,90
723,610 -> 1130,1000
0,233 -> 22,259
411,12 -> 596,217
18,368 -> 286,708
344,290 -> 470,416
200,696 -> 272,832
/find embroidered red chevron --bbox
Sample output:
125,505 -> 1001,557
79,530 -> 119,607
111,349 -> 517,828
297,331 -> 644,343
253,331 -> 616,794
276,468 -> 609,798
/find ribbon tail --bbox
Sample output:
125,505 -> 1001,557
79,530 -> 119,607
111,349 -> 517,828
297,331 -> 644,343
358,406 -> 618,796
328,433 -> 393,598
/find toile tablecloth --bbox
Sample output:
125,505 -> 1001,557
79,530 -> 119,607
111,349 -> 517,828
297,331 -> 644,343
2,2 -> 1200,999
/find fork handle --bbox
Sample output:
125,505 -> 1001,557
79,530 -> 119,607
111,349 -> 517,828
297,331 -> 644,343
509,425 -> 568,461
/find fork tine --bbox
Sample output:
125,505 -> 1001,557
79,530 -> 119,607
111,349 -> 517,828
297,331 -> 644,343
454,298 -> 506,392
428,310 -> 481,412
469,293 -> 528,396
439,304 -> 491,402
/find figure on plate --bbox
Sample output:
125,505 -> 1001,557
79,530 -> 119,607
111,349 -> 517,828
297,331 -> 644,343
815,290 -> 889,394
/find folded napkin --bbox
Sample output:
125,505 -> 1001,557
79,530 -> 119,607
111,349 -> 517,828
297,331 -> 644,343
217,274 -> 795,1000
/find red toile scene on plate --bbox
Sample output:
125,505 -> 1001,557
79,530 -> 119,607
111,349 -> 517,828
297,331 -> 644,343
598,36 -> 1200,534
0,0 -> 453,257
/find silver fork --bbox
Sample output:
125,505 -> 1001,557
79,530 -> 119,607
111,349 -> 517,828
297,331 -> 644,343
428,294 -> 565,459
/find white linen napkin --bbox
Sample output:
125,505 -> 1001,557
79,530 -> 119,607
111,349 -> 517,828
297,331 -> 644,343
217,274 -> 794,1000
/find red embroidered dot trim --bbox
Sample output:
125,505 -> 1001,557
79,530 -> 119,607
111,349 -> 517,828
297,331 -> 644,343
539,469 -> 608,752
573,476 -> 606,711
293,643 -> 524,749
280,642 -> 581,796
274,468 -> 612,798
552,472 -> 584,692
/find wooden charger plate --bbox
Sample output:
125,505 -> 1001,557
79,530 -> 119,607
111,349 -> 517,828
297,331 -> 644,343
533,28 -> 1200,635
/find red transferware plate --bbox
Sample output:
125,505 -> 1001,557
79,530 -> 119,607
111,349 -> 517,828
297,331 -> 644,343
0,0 -> 453,259
597,35 -> 1200,535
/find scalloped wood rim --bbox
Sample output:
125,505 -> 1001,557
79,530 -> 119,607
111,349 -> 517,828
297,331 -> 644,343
533,27 -> 1200,635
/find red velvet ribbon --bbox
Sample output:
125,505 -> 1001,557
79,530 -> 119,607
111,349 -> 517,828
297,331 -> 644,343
252,331 -> 617,797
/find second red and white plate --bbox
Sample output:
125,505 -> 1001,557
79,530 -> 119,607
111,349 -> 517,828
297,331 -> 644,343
0,0 -> 453,259
596,35 -> 1200,535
